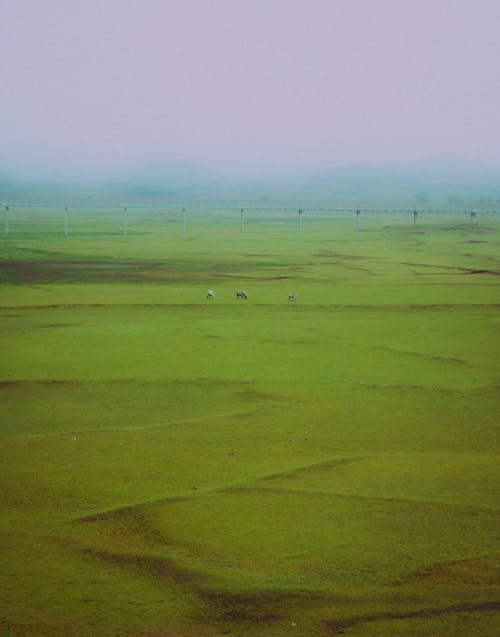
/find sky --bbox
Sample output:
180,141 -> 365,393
1,0 -> 500,180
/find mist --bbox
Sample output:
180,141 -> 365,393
1,1 -> 500,184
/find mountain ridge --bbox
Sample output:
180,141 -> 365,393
1,159 -> 499,207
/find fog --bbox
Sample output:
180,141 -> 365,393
1,0 -> 500,182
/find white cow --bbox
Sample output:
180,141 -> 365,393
207,290 -> 215,300
236,290 -> 249,300
288,293 -> 298,301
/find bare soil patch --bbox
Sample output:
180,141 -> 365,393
326,600 -> 500,633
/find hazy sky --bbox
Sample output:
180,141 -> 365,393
1,0 -> 499,179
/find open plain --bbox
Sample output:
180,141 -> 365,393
1,207 -> 499,636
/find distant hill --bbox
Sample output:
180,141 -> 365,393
287,160 -> 500,207
101,160 -> 224,199
1,160 -> 499,208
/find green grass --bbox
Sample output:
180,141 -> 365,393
0,210 -> 499,636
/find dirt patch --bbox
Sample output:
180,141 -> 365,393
258,456 -> 369,484
373,345 -> 471,367
199,589 -> 340,624
315,250 -> 374,260
466,268 -> 500,275
0,259 -> 152,283
326,600 -> 500,633
0,378 -> 80,389
0,379 -> 25,388
402,261 -> 500,275
0,259 -> 219,284
78,544 -> 200,586
441,226 -> 495,232
401,554 -> 500,585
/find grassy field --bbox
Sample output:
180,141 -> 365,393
0,207 -> 499,636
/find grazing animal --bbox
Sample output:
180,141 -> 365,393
236,290 -> 249,300
207,290 -> 215,300
288,293 -> 297,301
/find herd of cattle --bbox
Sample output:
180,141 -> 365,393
207,290 -> 297,301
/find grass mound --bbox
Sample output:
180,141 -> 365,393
1,212 -> 499,636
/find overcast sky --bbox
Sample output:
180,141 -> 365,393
1,0 -> 499,179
